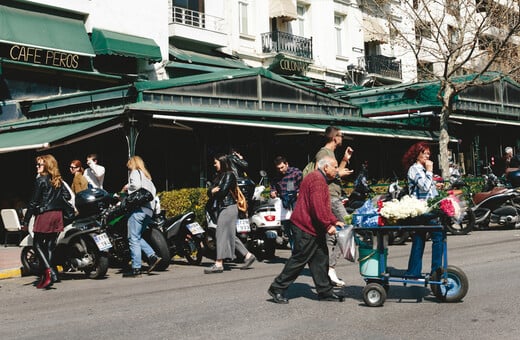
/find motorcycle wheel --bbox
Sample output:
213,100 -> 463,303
183,236 -> 203,265
202,228 -> 217,260
21,246 -> 40,276
82,239 -> 109,279
446,208 -> 475,235
143,228 -> 170,271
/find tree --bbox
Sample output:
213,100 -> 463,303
364,0 -> 520,178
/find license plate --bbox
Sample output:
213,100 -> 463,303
186,222 -> 205,235
236,219 -> 251,233
92,233 -> 112,251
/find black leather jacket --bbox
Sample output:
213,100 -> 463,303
207,171 -> 237,212
228,154 -> 248,179
23,175 -> 70,226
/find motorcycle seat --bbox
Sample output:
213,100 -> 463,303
473,187 -> 509,204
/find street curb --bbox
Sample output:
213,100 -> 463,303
0,267 -> 22,280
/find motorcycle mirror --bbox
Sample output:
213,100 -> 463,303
259,170 -> 267,177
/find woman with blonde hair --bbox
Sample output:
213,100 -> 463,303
23,154 -> 71,289
121,155 -> 162,277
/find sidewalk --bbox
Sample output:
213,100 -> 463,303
0,245 -> 23,280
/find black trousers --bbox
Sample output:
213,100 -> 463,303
270,222 -> 333,296
33,232 -> 58,271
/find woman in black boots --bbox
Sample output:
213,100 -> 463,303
23,154 -> 70,289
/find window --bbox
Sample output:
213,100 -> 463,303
417,61 -> 434,80
415,21 -> 432,39
448,25 -> 459,50
335,14 -> 345,56
296,4 -> 306,37
239,1 -> 249,35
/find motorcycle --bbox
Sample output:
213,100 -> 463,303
471,166 -> 520,230
246,170 -> 282,260
159,210 -> 205,265
80,188 -> 171,272
20,214 -> 111,279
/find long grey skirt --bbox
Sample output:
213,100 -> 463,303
216,204 -> 248,260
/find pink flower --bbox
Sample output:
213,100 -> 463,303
440,198 -> 455,217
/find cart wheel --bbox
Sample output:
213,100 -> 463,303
363,283 -> 387,307
430,265 -> 469,302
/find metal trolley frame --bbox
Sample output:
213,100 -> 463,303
354,225 -> 469,307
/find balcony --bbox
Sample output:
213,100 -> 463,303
168,5 -> 228,48
261,31 -> 313,60
358,55 -> 402,81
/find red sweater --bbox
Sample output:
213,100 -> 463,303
290,170 -> 338,236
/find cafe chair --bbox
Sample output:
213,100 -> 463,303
1,209 -> 23,247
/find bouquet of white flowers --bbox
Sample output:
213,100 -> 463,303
379,195 -> 430,224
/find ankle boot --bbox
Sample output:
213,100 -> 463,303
37,268 -> 52,289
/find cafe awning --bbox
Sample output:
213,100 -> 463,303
0,4 -> 95,56
169,46 -> 250,69
269,0 -> 297,21
90,28 -> 162,62
0,117 -> 121,153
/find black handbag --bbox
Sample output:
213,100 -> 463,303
121,188 -> 154,212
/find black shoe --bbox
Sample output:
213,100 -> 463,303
241,254 -> 256,270
123,268 -> 142,278
204,264 -> 224,274
50,268 -> 60,283
147,255 -> 162,274
318,293 -> 345,302
268,287 -> 289,304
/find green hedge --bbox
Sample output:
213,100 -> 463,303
159,177 -> 486,224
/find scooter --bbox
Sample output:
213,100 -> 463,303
246,170 -> 281,260
20,214 -> 111,279
159,210 -> 205,265
471,166 -> 520,229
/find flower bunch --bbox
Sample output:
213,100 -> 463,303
428,193 -> 462,221
379,195 -> 430,223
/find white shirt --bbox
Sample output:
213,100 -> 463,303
84,162 -> 105,189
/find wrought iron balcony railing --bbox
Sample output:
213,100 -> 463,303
358,55 -> 402,79
261,31 -> 313,60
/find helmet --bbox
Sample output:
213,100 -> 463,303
75,188 -> 112,217
507,169 -> 520,188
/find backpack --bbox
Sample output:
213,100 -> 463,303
302,160 -> 316,178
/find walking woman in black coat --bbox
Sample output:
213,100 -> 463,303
23,154 -> 70,289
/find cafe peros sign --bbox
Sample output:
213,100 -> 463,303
268,54 -> 310,76
1,42 -> 92,71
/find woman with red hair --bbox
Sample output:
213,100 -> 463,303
402,142 -> 443,277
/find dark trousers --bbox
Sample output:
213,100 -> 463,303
270,223 -> 333,296
33,232 -> 58,271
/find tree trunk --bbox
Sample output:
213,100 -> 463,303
439,86 -> 455,180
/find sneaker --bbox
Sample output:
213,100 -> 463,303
204,264 -> 224,274
241,254 -> 256,270
147,255 -> 162,274
328,268 -> 345,287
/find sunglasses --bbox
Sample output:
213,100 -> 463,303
36,163 -> 44,168
70,166 -> 79,169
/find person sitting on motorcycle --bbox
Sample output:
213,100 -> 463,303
204,154 -> 256,274
270,155 -> 303,249
402,142 -> 444,278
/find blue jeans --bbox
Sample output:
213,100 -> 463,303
406,231 -> 444,277
128,208 -> 155,269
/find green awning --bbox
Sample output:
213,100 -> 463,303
165,61 -> 228,74
169,46 -> 249,69
0,117 -> 120,153
0,4 -> 95,56
91,28 -> 162,62
151,114 -> 439,141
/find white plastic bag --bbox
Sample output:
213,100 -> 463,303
337,225 -> 356,262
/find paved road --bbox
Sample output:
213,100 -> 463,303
1,228 -> 520,339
